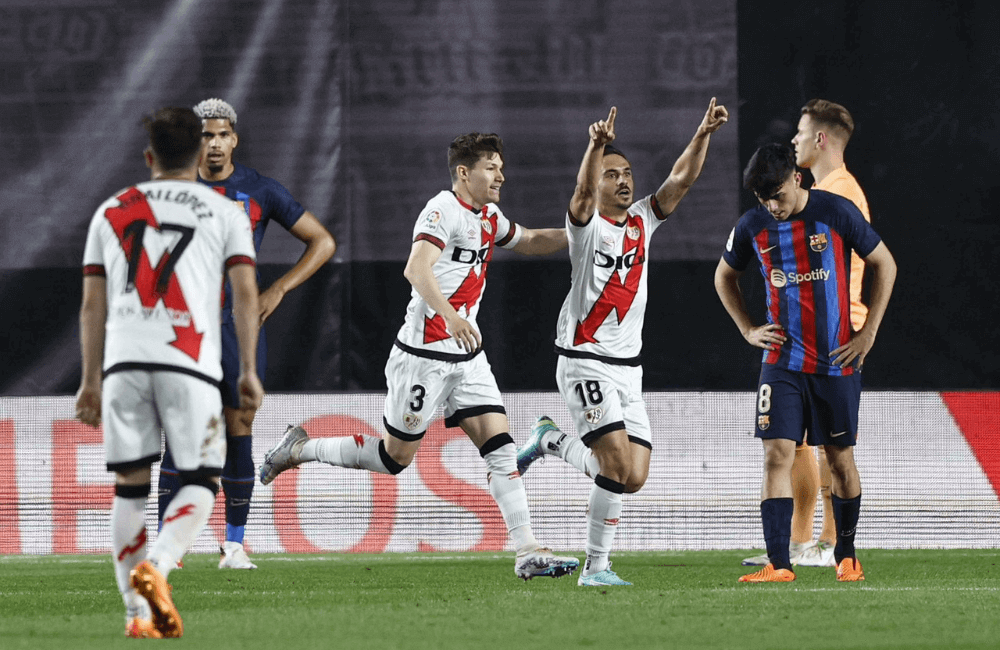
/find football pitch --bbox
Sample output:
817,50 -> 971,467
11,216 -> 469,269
2,549 -> 998,649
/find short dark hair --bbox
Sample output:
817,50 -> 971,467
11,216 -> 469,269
603,144 -> 629,162
142,107 -> 203,171
448,133 -> 503,181
743,143 -> 796,198
801,98 -> 854,141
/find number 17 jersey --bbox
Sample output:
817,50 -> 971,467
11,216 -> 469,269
82,180 -> 256,384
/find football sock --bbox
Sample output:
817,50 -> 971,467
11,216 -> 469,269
482,436 -> 536,551
583,476 -> 624,576
111,485 -> 150,609
301,435 -> 402,474
221,436 -> 254,544
555,433 -> 601,479
761,497 -> 794,571
150,484 -> 215,579
832,493 -> 861,563
156,447 -> 180,529
790,444 -> 820,544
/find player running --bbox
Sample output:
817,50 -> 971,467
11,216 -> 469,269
516,100 -> 729,586
715,143 -> 895,583
260,132 -> 579,580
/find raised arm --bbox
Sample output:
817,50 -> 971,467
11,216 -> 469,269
654,97 -> 729,215
228,263 -> 264,410
258,210 -> 336,324
403,239 -> 481,352
509,227 -> 567,255
714,257 -> 787,351
75,275 -> 107,427
830,241 -> 896,369
569,107 -> 617,225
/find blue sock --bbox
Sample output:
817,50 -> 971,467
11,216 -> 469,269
761,498 -> 794,571
221,436 -> 254,544
157,446 -> 180,531
832,493 -> 861,563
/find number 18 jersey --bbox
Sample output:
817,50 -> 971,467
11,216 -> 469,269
82,180 -> 256,384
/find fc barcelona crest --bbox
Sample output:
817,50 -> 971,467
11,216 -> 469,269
481,217 -> 493,235
757,415 -> 770,430
809,233 -> 828,252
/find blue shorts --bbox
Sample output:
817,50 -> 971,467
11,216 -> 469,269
220,316 -> 268,410
754,365 -> 861,447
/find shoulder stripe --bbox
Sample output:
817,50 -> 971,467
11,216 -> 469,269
83,264 -> 106,277
650,195 -> 669,221
415,233 -> 446,249
495,222 -> 516,247
225,255 -> 255,268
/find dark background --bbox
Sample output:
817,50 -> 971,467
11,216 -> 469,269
1,0 -> 997,395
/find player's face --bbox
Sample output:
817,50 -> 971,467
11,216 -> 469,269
756,173 -> 803,221
463,152 -> 505,208
791,114 -> 819,168
201,118 -> 238,173
598,154 -> 633,212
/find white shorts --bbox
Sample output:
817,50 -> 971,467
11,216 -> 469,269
555,355 -> 651,448
383,346 -> 506,440
103,370 -> 226,473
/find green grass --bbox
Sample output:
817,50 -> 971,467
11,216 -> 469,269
2,550 -> 998,649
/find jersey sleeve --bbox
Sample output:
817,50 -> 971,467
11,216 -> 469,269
263,177 -> 307,230
836,199 -> 881,257
82,209 -> 108,276
412,201 -> 452,250
223,202 -> 258,266
493,207 -> 522,249
636,195 -> 667,236
722,215 -> 755,271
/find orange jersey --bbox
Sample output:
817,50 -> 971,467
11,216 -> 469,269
814,165 -> 871,330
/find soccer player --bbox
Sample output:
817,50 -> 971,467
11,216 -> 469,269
516,100 -> 730,586
156,98 -> 336,570
715,143 -> 896,583
741,100 -> 873,568
76,107 -> 263,637
259,132 -> 580,580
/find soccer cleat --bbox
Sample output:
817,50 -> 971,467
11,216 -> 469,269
517,416 -> 562,475
836,557 -> 865,581
514,547 -> 580,580
130,561 -> 183,638
218,541 -> 257,569
259,425 -> 309,485
577,563 -> 632,586
795,541 -> 836,567
126,617 -> 163,639
739,563 -> 796,583
744,541 -> 808,566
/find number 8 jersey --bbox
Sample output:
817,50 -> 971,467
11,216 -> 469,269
82,180 -> 256,384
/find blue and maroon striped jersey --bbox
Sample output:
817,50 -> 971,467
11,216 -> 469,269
723,190 -> 881,375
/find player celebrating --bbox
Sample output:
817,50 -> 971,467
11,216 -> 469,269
260,132 -> 579,580
715,143 -> 895,583
76,107 -> 263,637
516,100 -> 729,586
156,98 -> 336,570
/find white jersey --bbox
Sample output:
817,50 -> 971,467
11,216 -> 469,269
554,195 -> 668,362
82,180 -> 256,383
395,190 -> 520,360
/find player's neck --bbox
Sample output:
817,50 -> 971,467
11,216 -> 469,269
453,187 -> 484,212
791,187 -> 810,216
599,204 -> 628,223
150,167 -> 198,182
200,161 -> 235,183
810,152 -> 844,186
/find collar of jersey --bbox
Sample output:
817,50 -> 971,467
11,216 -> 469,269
599,213 -> 627,227
451,191 -> 487,216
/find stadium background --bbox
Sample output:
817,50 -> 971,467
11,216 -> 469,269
0,0 -> 997,554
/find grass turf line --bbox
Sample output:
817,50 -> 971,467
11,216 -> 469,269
1,549 -> 998,650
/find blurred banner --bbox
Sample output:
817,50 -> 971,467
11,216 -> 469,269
2,391 -> 998,555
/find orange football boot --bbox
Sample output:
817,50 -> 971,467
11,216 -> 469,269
739,563 -> 796,583
130,561 -> 183,638
126,617 -> 163,638
836,557 -> 865,582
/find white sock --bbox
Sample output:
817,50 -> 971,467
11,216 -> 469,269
149,484 -> 215,578
484,443 -> 537,552
556,434 -> 601,478
111,495 -> 148,611
583,478 -> 624,576
300,435 -> 394,474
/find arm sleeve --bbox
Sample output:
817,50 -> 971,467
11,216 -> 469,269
265,178 -> 307,230
412,203 -> 452,250
838,201 -> 881,257
721,217 -> 752,271
493,208 -> 523,249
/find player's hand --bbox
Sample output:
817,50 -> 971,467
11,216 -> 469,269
744,323 -> 786,351
589,107 -> 617,146
238,372 -> 265,411
75,382 -> 102,427
445,313 -> 481,353
258,285 -> 286,326
830,329 -> 876,369
699,97 -> 729,135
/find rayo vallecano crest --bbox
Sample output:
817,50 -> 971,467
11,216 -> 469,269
480,217 -> 493,235
585,407 -> 604,424
626,224 -> 640,240
403,413 -> 422,431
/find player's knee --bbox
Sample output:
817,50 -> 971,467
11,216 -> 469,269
624,475 -> 646,493
479,433 -> 516,474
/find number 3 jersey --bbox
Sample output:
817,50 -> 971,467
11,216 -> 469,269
554,195 -> 668,363
82,180 -> 256,383
395,190 -> 520,360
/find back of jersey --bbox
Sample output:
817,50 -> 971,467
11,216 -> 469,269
83,180 -> 256,383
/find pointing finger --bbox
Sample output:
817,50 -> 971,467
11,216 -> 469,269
607,106 -> 617,128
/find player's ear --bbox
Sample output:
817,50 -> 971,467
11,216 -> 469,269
143,147 -> 154,169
